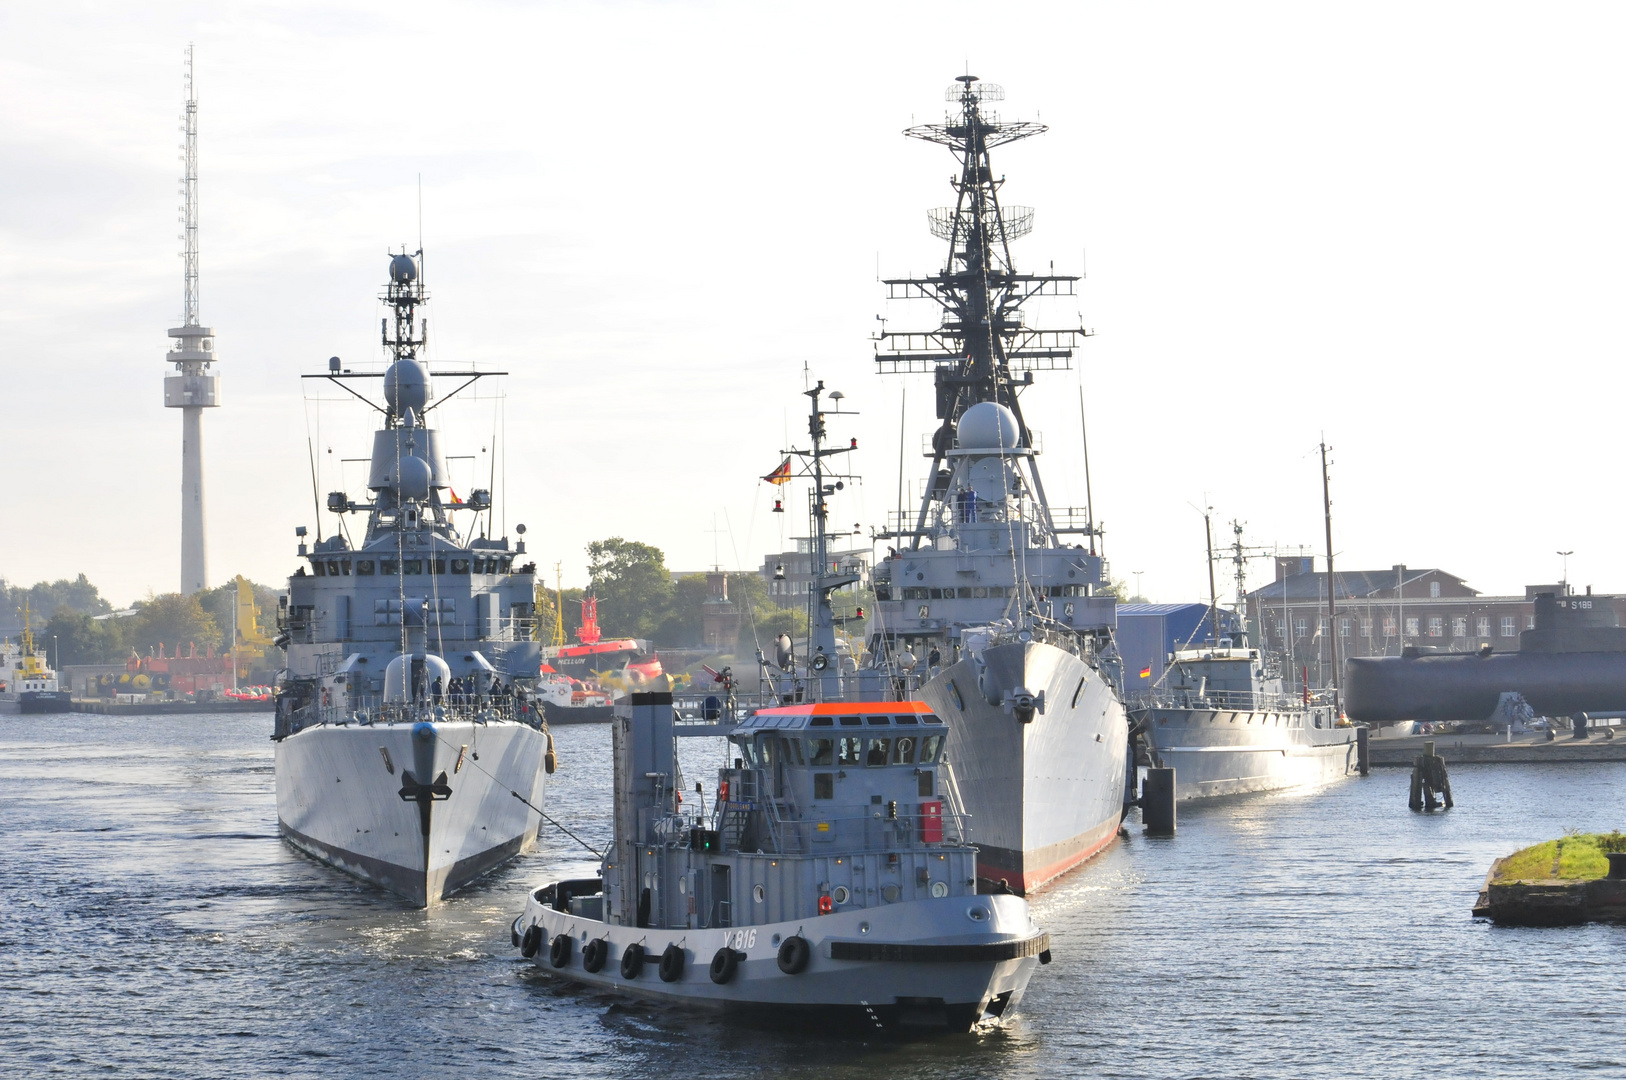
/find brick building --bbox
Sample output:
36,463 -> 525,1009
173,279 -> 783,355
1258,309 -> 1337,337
1244,556 -> 1626,690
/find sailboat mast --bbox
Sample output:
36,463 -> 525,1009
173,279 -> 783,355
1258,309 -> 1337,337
1321,440 -> 1339,697
1205,510 -> 1220,646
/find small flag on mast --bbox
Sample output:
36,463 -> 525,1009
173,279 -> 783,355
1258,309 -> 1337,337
763,458 -> 793,485
1139,666 -> 1152,679
449,489 -> 463,505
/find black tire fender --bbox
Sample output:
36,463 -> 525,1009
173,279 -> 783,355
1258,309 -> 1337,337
620,941 -> 645,980
520,923 -> 543,959
709,946 -> 741,985
776,935 -> 811,975
583,938 -> 609,973
659,943 -> 685,983
549,933 -> 573,968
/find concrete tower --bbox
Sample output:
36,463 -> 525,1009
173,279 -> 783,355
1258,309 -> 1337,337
164,44 -> 218,596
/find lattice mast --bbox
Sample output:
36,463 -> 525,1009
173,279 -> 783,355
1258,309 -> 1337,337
877,76 -> 1089,543
164,43 -> 220,595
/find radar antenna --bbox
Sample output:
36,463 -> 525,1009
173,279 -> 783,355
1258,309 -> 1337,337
876,76 -> 1091,544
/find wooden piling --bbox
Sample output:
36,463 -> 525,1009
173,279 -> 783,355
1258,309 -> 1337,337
1142,768 -> 1176,834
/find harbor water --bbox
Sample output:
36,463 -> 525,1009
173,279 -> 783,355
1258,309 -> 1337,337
4,713 -> 1623,1078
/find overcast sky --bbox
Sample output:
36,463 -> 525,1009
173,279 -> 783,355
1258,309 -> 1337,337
3,1 -> 1624,610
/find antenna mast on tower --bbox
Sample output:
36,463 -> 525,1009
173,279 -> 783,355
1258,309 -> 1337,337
164,42 -> 220,595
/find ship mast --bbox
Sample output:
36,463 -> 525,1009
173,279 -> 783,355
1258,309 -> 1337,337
876,75 -> 1091,548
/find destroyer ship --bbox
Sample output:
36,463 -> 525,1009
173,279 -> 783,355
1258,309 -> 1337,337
272,251 -> 550,907
1132,521 -> 1358,800
864,76 -> 1131,893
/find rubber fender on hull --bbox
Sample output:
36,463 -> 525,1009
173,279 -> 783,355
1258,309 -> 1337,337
520,924 -> 543,959
777,935 -> 811,974
550,933 -> 573,968
709,947 -> 741,984
620,942 -> 645,980
659,943 -> 685,982
582,938 -> 609,973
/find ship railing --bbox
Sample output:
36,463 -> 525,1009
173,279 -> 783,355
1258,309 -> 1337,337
1128,687 -> 1338,714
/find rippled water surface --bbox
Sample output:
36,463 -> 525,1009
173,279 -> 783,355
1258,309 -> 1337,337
4,713 -> 1623,1078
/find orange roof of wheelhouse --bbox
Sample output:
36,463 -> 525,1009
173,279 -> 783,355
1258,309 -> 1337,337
755,700 -> 934,717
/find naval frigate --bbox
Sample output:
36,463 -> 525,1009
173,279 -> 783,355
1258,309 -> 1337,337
865,77 -> 1131,893
272,251 -> 550,907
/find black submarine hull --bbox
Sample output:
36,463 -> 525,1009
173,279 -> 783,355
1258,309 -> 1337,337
1345,651 -> 1626,724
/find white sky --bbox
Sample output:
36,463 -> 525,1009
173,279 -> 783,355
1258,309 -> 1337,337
3,2 -> 1624,609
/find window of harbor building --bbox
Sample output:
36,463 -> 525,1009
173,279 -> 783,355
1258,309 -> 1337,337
1294,618 -> 1307,638
1477,617 -> 1490,638
1453,617 -> 1467,637
1430,581 -> 1441,598
1406,617 -> 1419,637
1429,618 -> 1443,637
1383,618 -> 1395,636
1339,618 -> 1350,637
1501,617 -> 1516,637
1360,619 -> 1372,638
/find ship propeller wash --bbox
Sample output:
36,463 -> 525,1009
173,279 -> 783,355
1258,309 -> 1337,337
273,251 -> 551,907
866,76 -> 1132,893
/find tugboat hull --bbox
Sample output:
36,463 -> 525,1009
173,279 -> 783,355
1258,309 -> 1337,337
275,719 -> 547,906
516,887 -> 1047,1031
917,641 -> 1130,894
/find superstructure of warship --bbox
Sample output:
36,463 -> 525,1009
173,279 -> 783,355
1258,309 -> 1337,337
272,251 -> 551,907
863,76 -> 1132,893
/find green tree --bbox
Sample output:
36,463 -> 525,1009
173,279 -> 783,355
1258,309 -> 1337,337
2,573 -> 112,630
44,609 -> 126,666
127,593 -> 221,657
586,538 -> 674,640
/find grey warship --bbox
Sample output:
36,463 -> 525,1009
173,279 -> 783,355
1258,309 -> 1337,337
865,76 -> 1131,892
272,251 -> 550,907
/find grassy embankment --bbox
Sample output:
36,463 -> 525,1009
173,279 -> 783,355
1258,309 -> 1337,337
1493,831 -> 1626,881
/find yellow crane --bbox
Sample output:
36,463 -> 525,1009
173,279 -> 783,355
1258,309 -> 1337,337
534,561 -> 566,647
230,575 -> 276,679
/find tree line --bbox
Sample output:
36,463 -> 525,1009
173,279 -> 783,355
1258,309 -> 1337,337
1,575 -> 284,673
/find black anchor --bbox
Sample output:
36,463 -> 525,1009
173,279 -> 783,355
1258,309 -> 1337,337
398,770 -> 452,836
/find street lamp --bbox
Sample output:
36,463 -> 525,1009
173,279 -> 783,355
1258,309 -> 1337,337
1558,550 -> 1574,593
1132,571 -> 1144,601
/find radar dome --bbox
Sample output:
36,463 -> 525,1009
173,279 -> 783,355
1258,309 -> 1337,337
383,358 -> 431,415
389,253 -> 419,284
956,401 -> 1021,452
396,455 -> 432,501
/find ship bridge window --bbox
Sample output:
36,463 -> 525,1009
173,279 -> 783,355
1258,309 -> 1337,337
988,586 -> 1006,598
778,737 -> 805,765
356,560 -> 375,575
929,588 -> 944,600
866,715 -> 890,726
472,558 -> 486,573
958,587 -> 973,598
451,559 -> 470,574
312,562 -> 326,577
814,773 -> 834,799
973,587 -> 987,598
807,737 -> 834,766
810,716 -> 833,727
919,734 -> 944,763
922,713 -> 944,725
866,738 -> 892,767
499,558 -> 513,573
895,715 -> 918,725
838,736 -> 862,766
838,716 -> 863,726
903,587 -> 928,600
382,559 -> 398,575
892,737 -> 916,765
432,559 -> 446,575
403,559 -> 423,575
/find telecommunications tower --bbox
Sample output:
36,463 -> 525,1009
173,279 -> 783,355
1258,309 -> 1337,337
164,44 -> 218,595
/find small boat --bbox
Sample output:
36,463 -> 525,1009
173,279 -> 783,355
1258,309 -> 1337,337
513,694 -> 1050,1031
0,605 -> 72,714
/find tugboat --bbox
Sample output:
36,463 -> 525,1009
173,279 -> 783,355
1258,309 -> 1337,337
512,693 -> 1050,1031
0,605 -> 72,714
272,250 -> 551,907
1132,520 -> 1357,799
540,597 -> 661,685
866,76 -> 1131,893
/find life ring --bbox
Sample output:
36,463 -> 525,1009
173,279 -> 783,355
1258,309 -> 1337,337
709,947 -> 740,985
583,938 -> 609,973
776,935 -> 810,975
549,933 -> 573,968
659,943 -> 685,982
817,894 -> 833,915
520,924 -> 543,959
620,942 -> 645,980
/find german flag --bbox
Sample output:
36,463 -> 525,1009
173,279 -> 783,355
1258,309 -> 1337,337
763,458 -> 793,485
1139,666 -> 1152,679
